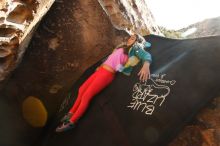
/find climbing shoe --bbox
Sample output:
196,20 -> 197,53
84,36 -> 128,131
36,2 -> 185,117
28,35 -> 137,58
55,121 -> 75,132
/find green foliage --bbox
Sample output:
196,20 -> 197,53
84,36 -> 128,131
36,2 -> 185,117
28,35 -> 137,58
159,26 -> 183,39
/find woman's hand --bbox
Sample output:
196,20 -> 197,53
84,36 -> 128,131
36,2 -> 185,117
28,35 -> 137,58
138,61 -> 150,82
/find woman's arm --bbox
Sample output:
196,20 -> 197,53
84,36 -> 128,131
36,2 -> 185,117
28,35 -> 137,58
138,61 -> 150,82
134,48 -> 152,82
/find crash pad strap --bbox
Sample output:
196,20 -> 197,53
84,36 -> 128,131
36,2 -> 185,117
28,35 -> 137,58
98,97 -> 132,146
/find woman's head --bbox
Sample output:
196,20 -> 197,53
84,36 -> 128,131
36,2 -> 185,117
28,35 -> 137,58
127,34 -> 137,47
115,34 -> 140,53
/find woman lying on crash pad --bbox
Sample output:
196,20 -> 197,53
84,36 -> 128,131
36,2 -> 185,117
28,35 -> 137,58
56,34 -> 152,132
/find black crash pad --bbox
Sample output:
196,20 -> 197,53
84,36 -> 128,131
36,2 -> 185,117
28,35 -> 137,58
41,35 -> 220,146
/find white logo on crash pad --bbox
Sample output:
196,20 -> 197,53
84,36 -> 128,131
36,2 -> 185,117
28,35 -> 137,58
127,74 -> 176,115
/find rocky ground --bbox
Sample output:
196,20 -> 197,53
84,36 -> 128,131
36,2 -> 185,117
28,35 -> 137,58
179,16 -> 220,38
169,96 -> 220,146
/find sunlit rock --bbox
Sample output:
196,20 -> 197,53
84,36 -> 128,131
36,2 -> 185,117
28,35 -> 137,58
98,0 -> 162,35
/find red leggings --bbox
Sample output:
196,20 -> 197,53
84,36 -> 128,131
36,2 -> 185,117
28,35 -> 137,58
69,67 -> 115,123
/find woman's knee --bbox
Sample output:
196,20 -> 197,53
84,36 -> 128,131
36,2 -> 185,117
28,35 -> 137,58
82,92 -> 94,102
78,85 -> 85,94
79,98 -> 90,109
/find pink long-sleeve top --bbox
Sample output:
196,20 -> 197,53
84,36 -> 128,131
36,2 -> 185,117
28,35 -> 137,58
103,48 -> 128,72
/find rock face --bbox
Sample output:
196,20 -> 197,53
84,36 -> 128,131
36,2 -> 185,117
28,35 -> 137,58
0,0 -> 132,118
0,0 -> 54,83
98,0 -> 162,35
169,97 -> 220,146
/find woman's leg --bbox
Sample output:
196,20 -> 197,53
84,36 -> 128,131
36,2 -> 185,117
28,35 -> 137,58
69,70 -> 98,113
69,68 -> 115,123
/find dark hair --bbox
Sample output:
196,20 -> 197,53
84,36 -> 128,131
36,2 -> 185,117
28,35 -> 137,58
136,34 -> 145,43
114,34 -> 140,53
115,42 -> 127,49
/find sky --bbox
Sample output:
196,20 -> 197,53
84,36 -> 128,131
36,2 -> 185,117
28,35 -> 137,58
147,0 -> 220,30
